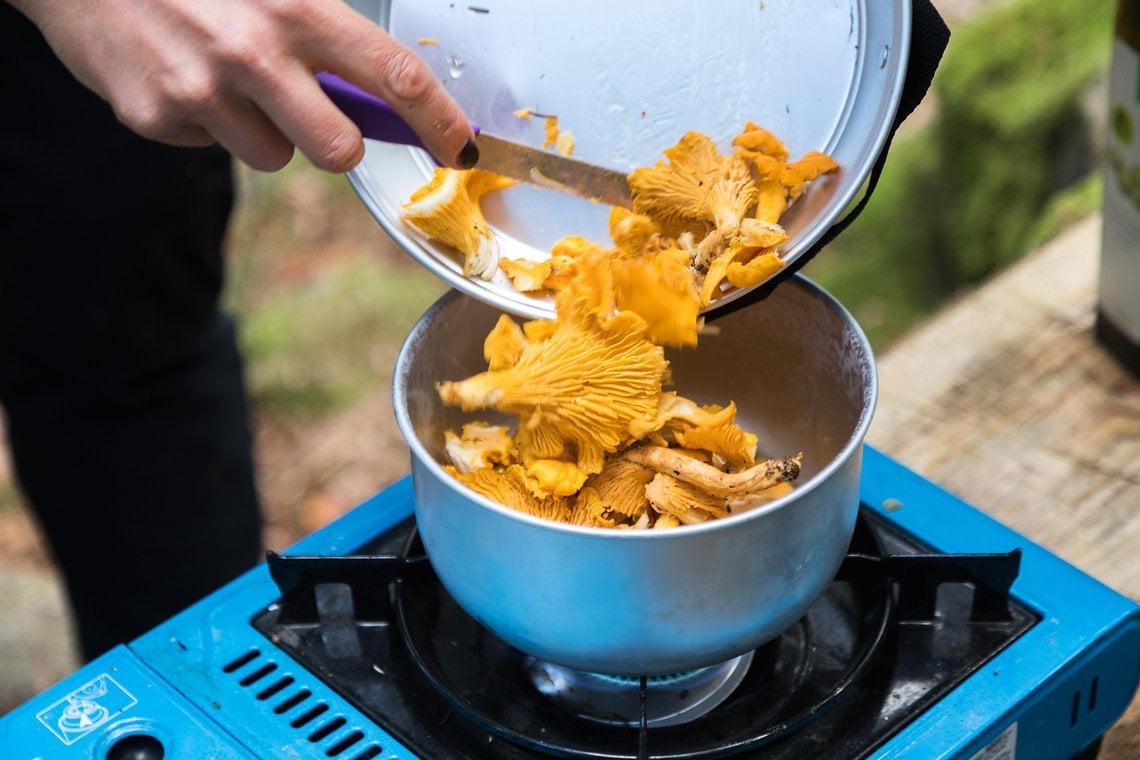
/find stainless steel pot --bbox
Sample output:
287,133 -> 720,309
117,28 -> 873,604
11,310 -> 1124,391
392,276 -> 877,676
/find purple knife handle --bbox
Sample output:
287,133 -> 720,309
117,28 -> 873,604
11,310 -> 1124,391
315,72 -> 479,152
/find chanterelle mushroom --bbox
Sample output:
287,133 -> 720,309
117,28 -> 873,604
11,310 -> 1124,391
453,464 -> 570,522
401,168 -> 514,279
425,121 -> 831,528
581,457 -> 655,518
645,472 -> 731,524
606,209 -> 702,348
622,445 -> 802,497
483,314 -> 529,372
732,121 -> 839,224
645,471 -> 793,524
437,282 -> 669,474
443,422 -> 514,474
628,131 -> 758,272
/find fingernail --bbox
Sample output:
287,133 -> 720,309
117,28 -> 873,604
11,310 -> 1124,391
457,138 -> 479,169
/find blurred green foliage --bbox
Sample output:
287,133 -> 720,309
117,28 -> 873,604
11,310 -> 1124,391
225,158 -> 446,422
806,0 -> 1113,348
239,257 -> 445,419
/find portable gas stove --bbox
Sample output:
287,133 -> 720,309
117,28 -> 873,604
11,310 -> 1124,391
2,447 -> 1137,759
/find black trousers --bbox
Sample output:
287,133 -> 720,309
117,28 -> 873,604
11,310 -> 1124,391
0,6 -> 262,660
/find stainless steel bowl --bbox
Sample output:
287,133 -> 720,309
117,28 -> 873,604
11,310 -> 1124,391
392,276 -> 877,675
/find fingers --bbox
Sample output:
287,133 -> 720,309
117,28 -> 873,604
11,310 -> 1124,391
211,4 -> 473,172
42,0 -> 476,174
219,63 -> 361,172
307,5 -> 475,169
112,70 -> 301,172
197,95 -> 299,173
362,42 -> 474,168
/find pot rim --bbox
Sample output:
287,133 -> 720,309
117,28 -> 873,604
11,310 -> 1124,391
393,275 -> 878,541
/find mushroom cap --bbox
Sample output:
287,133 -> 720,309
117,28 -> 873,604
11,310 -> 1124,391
401,168 -> 514,279
483,314 -> 529,371
454,464 -> 571,522
442,422 -> 515,474
438,282 -> 668,474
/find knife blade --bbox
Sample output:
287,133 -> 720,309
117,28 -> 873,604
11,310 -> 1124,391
316,73 -> 632,207
471,132 -> 631,208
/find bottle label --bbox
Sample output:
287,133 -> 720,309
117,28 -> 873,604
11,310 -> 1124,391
1101,38 -> 1140,343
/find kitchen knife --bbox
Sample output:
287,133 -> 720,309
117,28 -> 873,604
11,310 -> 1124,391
316,73 -> 632,208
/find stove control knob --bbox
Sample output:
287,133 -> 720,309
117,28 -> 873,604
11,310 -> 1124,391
106,733 -> 165,760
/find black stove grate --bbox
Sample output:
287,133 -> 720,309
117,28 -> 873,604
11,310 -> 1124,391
255,508 -> 1038,759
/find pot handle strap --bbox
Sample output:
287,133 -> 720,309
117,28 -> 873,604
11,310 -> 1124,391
708,0 -> 950,322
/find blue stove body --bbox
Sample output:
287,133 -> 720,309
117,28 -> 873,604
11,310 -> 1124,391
2,447 -> 1137,759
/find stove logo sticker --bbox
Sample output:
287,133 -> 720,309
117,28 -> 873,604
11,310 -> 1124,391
35,674 -> 138,746
969,722 -> 1018,760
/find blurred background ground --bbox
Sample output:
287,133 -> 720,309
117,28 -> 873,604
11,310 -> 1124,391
1,0 -> 1135,751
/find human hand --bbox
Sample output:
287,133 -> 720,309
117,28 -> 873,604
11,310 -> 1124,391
10,0 -> 476,172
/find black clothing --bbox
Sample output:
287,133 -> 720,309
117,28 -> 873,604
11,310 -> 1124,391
0,4 -> 262,659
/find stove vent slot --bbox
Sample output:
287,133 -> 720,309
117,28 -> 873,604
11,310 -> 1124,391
240,662 -> 279,686
292,703 -> 329,728
309,716 -> 346,742
328,731 -> 365,756
257,675 -> 295,701
222,649 -> 261,672
222,648 -> 387,758
273,688 -> 312,714
1070,675 -> 1102,727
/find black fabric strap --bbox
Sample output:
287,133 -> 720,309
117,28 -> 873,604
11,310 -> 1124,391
710,0 -> 950,322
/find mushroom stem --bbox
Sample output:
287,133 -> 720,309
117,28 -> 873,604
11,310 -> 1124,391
622,445 -> 801,496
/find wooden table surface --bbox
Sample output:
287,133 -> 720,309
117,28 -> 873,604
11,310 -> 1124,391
866,213 -> 1139,757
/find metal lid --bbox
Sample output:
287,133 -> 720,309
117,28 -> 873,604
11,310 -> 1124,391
345,0 -> 911,319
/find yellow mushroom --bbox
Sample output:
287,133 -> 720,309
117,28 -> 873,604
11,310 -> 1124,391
525,458 -> 590,497
613,245 -> 701,347
483,314 -> 529,372
628,131 -> 758,272
671,401 -> 758,471
568,486 -> 619,528
734,131 -> 839,223
442,422 -> 515,474
699,218 -> 788,307
499,255 -> 579,293
644,473 -> 728,524
546,214 -> 702,347
622,445 -> 801,497
453,464 -> 571,522
437,283 -> 669,474
543,116 -> 560,149
581,457 -> 655,518
731,121 -> 790,162
645,471 -> 792,524
725,252 -> 784,290
401,168 -> 514,279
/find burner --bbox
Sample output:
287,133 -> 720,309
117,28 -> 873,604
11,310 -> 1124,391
391,519 -> 894,758
525,651 -> 755,728
256,509 -> 1036,759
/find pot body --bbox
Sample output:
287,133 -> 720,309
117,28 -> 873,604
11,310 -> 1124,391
393,277 -> 876,676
